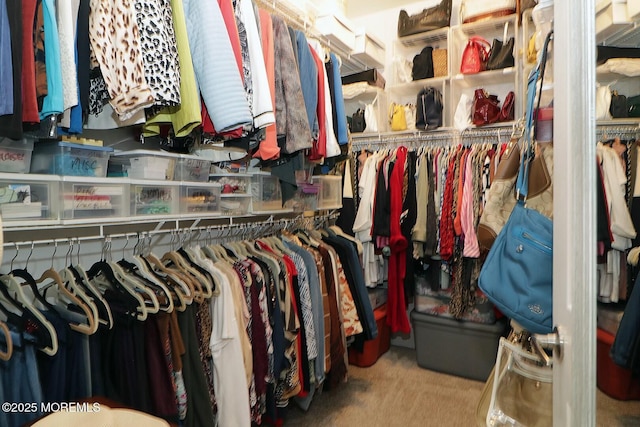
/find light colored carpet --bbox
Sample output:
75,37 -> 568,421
284,346 -> 640,427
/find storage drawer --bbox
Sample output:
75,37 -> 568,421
32,141 -> 113,177
209,173 -> 251,195
250,172 -> 285,213
314,175 -> 342,210
411,310 -> 508,381
0,138 -> 34,173
109,149 -> 177,180
219,194 -> 251,216
175,154 -> 210,182
284,181 -> 320,212
180,182 -> 221,215
61,177 -> 128,221
130,180 -> 179,217
0,173 -> 59,223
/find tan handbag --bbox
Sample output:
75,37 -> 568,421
477,136 -> 553,253
432,48 -> 448,77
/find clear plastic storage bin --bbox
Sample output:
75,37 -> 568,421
0,138 -> 34,173
32,141 -> 113,177
60,177 -> 128,221
180,182 -> 221,215
284,181 -> 320,212
175,154 -> 210,182
219,194 -> 251,216
109,149 -> 177,180
314,175 -> 343,209
130,180 -> 179,217
250,172 -> 284,213
0,173 -> 60,223
209,173 -> 251,195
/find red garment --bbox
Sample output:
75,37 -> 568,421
204,0 -> 244,137
307,45 -> 326,161
439,147 -> 460,261
21,0 -> 39,123
252,10 -> 280,160
387,146 -> 411,334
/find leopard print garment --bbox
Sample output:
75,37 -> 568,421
134,0 -> 181,109
89,0 -> 154,120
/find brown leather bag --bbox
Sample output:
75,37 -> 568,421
477,138 -> 553,254
397,0 -> 452,38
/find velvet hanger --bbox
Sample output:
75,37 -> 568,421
162,250 -> 206,303
0,274 -> 58,356
87,259 -> 144,320
137,255 -> 187,312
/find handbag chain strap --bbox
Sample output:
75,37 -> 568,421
516,30 -> 554,201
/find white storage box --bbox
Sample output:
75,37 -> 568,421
314,175 -> 343,210
32,141 -> 113,177
60,177 -> 128,221
219,194 -> 251,216
315,13 -> 356,51
130,180 -> 179,217
596,0 -> 632,43
250,172 -> 285,213
209,173 -> 251,195
174,154 -> 210,182
0,138 -> 34,173
180,182 -> 221,215
352,29 -> 386,70
0,173 -> 60,223
109,149 -> 177,180
629,0 -> 640,20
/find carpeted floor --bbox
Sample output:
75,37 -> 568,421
283,346 -> 640,426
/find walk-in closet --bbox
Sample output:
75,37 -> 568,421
1,0 -> 640,426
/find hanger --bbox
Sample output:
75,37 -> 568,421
142,233 -> 193,307
69,239 -> 114,330
0,272 -> 58,356
87,240 -> 146,321
60,240 -> 100,333
119,235 -> 174,313
36,241 -> 96,335
0,320 -> 12,361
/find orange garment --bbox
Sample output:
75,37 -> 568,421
252,10 -> 280,160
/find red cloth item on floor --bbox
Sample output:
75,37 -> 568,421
387,146 -> 411,334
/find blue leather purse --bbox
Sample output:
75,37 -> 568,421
478,32 -> 554,334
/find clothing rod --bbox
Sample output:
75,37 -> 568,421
2,212 -> 336,248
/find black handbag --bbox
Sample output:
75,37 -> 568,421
397,0 -> 452,38
610,90 -> 628,118
416,87 -> 443,130
628,95 -> 640,118
486,23 -> 515,71
351,109 -> 366,133
412,46 -> 434,81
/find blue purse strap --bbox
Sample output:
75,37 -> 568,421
517,31 -> 554,201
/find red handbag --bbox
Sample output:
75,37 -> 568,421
460,36 -> 491,74
472,89 -> 501,126
499,91 -> 515,122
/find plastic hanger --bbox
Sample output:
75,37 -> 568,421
0,273 -> 58,356
36,241 -> 96,335
0,320 -> 12,361
60,252 -> 100,333
69,238 -> 113,330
